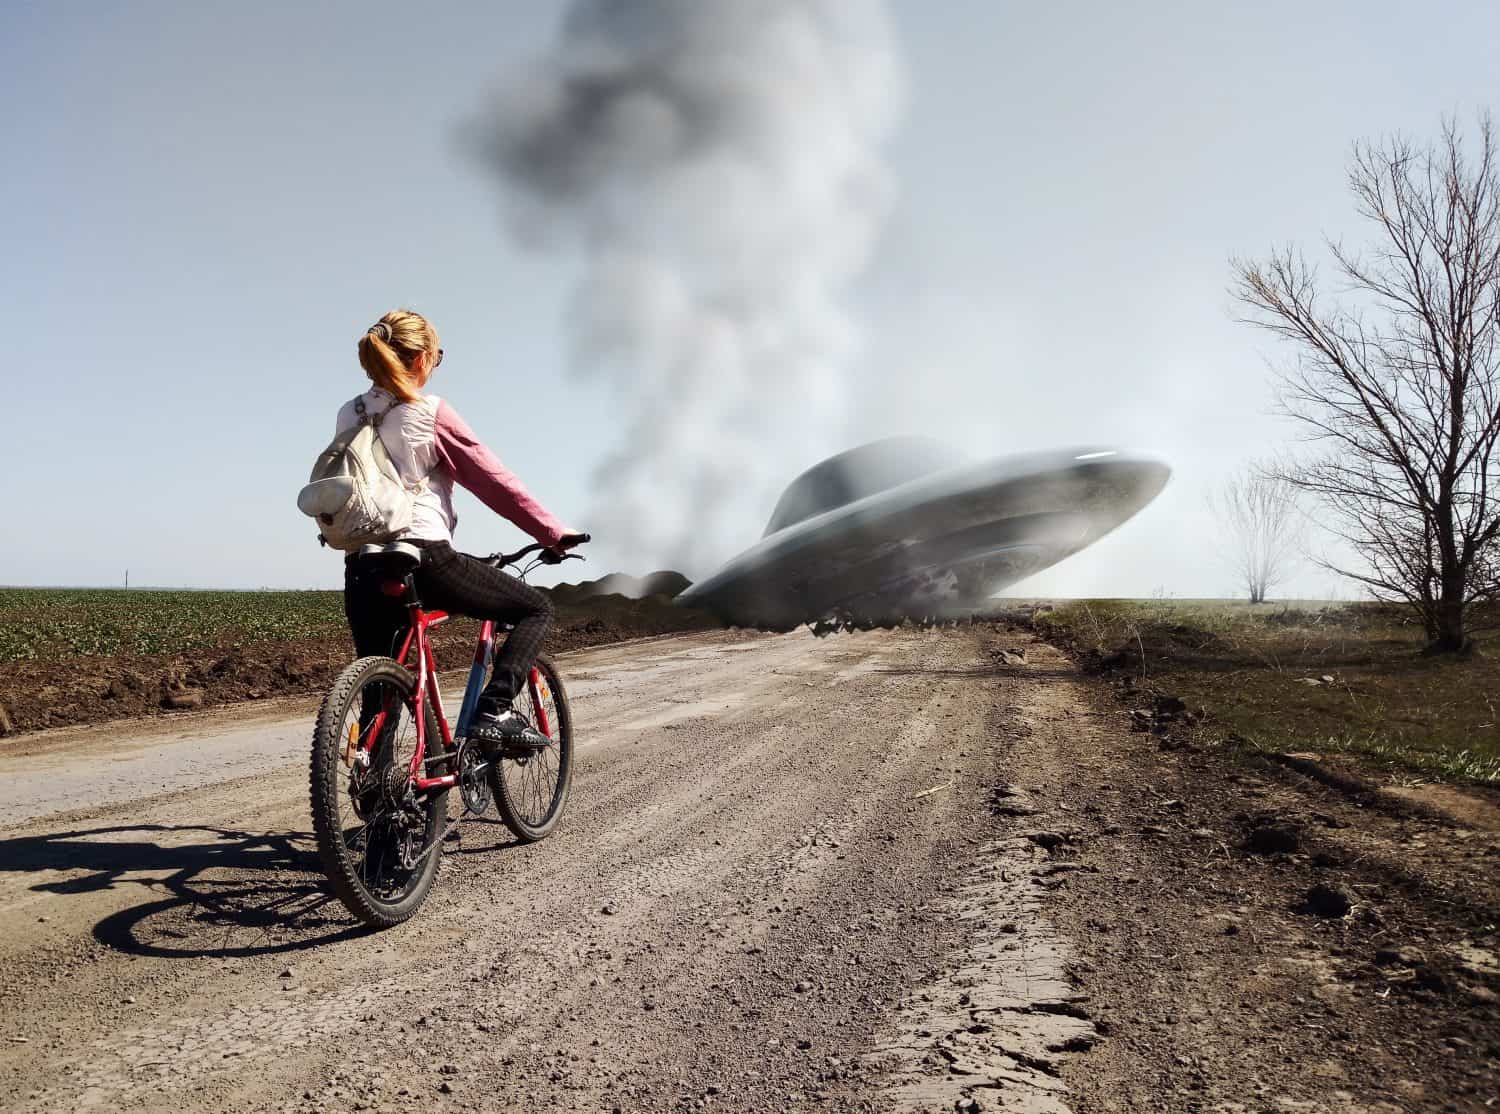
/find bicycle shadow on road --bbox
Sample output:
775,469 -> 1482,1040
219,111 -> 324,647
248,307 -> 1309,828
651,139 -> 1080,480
0,823 -> 369,960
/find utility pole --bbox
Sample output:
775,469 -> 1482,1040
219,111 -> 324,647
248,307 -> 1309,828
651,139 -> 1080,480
125,569 -> 129,589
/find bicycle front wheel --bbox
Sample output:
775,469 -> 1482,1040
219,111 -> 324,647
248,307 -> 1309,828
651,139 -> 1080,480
310,656 -> 449,928
491,653 -> 574,843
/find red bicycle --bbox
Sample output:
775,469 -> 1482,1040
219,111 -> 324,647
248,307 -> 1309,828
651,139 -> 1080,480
309,536 -> 587,928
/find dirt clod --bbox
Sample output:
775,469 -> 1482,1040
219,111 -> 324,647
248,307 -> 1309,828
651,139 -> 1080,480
1301,882 -> 1353,918
1244,817 -> 1302,855
1374,945 -> 1425,968
162,687 -> 206,710
1154,694 -> 1187,717
1024,830 -> 1069,850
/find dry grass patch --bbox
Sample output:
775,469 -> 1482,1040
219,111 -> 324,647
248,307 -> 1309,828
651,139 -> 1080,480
1031,599 -> 1500,785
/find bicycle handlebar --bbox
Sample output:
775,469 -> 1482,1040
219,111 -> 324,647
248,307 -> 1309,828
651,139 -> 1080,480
488,533 -> 591,570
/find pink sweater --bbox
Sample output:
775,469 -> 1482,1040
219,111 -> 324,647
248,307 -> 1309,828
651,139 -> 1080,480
334,387 -> 567,547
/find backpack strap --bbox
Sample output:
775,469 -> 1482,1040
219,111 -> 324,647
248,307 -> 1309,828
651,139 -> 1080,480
354,394 -> 403,428
350,393 -> 426,495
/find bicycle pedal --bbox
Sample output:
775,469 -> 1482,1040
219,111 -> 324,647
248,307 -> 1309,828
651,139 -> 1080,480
501,739 -> 549,758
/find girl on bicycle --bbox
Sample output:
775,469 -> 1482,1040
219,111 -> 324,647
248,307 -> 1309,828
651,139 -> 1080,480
339,308 -> 586,751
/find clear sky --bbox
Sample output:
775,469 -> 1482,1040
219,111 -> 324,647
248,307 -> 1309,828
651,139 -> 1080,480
5,1 -> 1499,597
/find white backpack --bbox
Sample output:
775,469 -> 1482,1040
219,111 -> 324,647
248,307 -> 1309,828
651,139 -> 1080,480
297,397 -> 420,551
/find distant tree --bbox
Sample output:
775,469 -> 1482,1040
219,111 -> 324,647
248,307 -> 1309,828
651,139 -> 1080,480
1232,114 -> 1500,652
1208,467 -> 1304,603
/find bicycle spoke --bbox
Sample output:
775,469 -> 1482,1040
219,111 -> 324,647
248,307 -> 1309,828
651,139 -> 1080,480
533,747 -> 557,820
500,683 -> 562,826
527,761 -> 543,822
487,660 -> 570,842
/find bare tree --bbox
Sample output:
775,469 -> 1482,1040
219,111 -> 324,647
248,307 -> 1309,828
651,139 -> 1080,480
1232,115 -> 1500,652
1208,467 -> 1304,603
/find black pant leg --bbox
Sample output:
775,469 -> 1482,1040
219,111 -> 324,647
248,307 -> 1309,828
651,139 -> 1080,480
343,557 -> 409,659
342,557 -> 415,742
414,544 -> 554,710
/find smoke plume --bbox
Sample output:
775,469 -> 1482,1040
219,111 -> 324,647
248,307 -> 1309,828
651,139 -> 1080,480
474,0 -> 904,574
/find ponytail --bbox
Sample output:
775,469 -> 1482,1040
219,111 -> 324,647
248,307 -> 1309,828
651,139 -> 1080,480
357,309 -> 437,403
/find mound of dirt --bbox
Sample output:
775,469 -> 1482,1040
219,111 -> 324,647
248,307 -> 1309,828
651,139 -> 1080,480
550,570 -> 692,602
0,588 -> 722,737
0,635 -> 369,735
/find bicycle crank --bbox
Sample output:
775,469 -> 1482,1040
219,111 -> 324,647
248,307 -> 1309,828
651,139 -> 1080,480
456,738 -> 493,816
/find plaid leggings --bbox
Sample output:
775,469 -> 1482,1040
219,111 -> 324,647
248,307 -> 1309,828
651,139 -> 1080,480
344,540 -> 552,711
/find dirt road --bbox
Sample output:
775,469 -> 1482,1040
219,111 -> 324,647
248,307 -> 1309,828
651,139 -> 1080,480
1,627 -> 1495,1112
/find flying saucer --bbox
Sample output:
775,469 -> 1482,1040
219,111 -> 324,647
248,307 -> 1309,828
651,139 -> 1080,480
675,438 -> 1170,629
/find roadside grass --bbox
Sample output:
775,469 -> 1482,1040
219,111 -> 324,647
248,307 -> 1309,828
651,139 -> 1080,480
1030,598 -> 1500,786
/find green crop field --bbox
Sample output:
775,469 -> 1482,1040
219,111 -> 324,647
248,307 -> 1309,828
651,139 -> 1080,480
0,588 -> 348,663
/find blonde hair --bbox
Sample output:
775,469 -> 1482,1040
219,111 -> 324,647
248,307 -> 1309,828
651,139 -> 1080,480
358,308 -> 439,403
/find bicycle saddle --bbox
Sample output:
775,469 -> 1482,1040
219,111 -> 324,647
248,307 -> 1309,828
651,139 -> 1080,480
355,541 -> 422,574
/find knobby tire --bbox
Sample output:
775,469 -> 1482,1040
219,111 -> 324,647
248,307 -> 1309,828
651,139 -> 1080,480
491,653 -> 574,843
310,656 -> 449,928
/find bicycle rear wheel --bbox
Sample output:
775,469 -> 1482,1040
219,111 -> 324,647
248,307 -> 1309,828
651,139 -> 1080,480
490,653 -> 574,843
310,656 -> 449,928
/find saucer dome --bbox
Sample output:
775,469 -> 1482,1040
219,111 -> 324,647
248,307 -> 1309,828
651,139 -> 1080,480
762,438 -> 965,537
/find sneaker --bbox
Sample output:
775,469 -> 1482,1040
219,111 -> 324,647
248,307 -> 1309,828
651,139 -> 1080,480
469,708 -> 551,755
